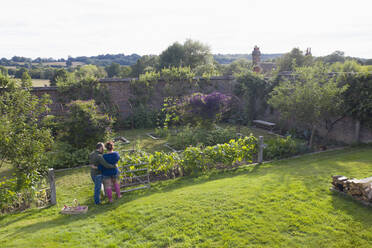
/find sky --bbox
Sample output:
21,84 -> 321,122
1,0 -> 372,59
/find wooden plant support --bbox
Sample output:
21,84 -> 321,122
120,162 -> 151,193
113,136 -> 130,144
146,133 -> 159,140
164,143 -> 181,153
48,168 -> 57,205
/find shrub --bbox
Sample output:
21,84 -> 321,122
263,136 -> 309,160
60,100 -> 113,149
121,104 -> 159,129
45,142 -> 90,169
181,92 -> 231,128
168,125 -> 238,150
182,135 -> 257,174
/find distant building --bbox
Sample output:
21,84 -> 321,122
251,46 -> 276,74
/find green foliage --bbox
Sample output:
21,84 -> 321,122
234,71 -> 268,122
159,39 -> 212,70
268,62 -> 348,146
14,67 -> 28,79
263,136 -> 309,160
221,58 -> 252,76
276,48 -> 313,72
0,66 -> 8,76
129,71 -> 160,106
161,66 -> 195,83
342,74 -> 372,128
57,74 -> 115,115
105,62 -> 121,78
118,135 -> 257,176
182,136 -> 257,174
317,50 -> 346,64
159,42 -> 185,69
130,55 -> 160,77
154,127 -> 169,138
123,104 -> 159,129
60,100 -> 113,149
194,62 -> 222,78
330,60 -> 366,74
168,125 -> 238,150
0,76 -> 53,206
45,142 -> 90,169
74,65 -> 107,79
129,67 -> 196,107
50,68 -> 68,86
20,71 -> 32,88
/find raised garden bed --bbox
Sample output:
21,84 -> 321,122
146,133 -> 160,140
113,136 -> 130,144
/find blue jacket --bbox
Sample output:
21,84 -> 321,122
98,152 -> 120,176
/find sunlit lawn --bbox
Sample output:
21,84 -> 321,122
1,146 -> 372,247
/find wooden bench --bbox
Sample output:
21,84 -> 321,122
253,120 -> 276,132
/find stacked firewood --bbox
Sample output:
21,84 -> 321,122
332,175 -> 372,202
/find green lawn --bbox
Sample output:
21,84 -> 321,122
1,146 -> 372,247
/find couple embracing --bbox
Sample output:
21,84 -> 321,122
89,141 -> 121,204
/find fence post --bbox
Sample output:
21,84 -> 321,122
48,168 -> 57,205
258,136 -> 264,164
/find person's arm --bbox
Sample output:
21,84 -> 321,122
97,154 -> 116,168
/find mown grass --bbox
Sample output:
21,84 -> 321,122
1,146 -> 372,247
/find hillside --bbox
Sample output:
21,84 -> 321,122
213,53 -> 283,64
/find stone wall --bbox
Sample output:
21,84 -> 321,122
259,108 -> 372,144
31,87 -> 64,115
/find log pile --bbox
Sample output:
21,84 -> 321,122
332,175 -> 372,202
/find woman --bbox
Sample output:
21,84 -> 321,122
98,141 -> 121,203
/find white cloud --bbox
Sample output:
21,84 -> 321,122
0,0 -> 371,58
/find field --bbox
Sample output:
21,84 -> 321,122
32,79 -> 50,87
1,146 -> 372,247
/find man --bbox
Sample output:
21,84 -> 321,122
89,142 -> 117,204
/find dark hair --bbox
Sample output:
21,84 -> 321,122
105,141 -> 114,151
96,142 -> 104,150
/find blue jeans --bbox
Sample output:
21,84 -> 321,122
91,174 -> 103,204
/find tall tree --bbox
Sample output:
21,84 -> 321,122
130,55 -> 160,77
268,62 -> 347,147
276,48 -> 313,72
105,62 -> 121,78
0,74 -> 53,188
159,42 -> 185,69
158,39 -> 213,70
51,68 -> 68,86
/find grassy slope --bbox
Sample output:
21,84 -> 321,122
1,147 -> 372,247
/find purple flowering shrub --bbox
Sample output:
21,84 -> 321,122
181,92 -> 231,127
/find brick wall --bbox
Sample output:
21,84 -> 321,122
30,77 -> 372,144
